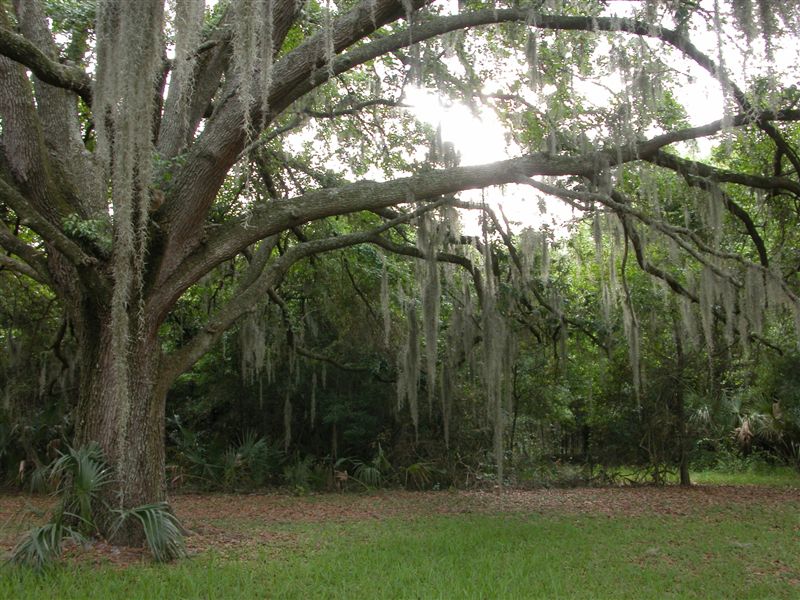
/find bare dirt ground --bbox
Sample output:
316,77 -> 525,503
1,485 -> 798,567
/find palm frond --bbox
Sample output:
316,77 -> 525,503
112,502 -> 187,563
404,461 -> 434,489
8,522 -> 85,571
353,463 -> 381,488
50,442 -> 113,530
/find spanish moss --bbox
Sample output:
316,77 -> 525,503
418,214 -> 443,416
94,0 -> 165,479
232,0 -> 275,136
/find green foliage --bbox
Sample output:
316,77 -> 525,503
402,461 -> 436,490
690,465 -> 800,486
11,0 -> 800,497
168,417 -> 283,491
335,444 -> 393,489
230,430 -> 282,488
9,443 -> 109,570
42,0 -> 95,62
282,455 -> 317,494
8,522 -> 85,572
61,214 -> 111,254
43,0 -> 96,33
0,420 -> 16,474
111,503 -> 187,563
708,448 -> 776,474
0,270 -> 70,486
10,444 -> 186,568
353,462 -> 381,488
49,442 -> 113,532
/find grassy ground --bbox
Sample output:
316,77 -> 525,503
0,482 -> 798,599
690,466 -> 800,487
596,465 -> 800,487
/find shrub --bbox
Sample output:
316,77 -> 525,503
9,444 -> 186,569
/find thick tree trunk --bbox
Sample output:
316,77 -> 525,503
675,380 -> 691,487
73,311 -> 166,545
672,310 -> 691,487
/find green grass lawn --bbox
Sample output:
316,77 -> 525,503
600,465 -> 800,488
1,489 -> 798,599
690,466 -> 800,487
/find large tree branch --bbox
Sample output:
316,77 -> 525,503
647,150 -> 800,198
158,0 -> 303,158
0,222 -> 50,282
637,11 -> 800,176
282,8 -> 785,118
0,51 -> 70,219
519,179 -> 794,356
160,108 -> 793,315
156,4 -> 772,277
156,0 -> 428,255
629,109 -> 800,157
0,175 -> 95,269
154,151 -> 579,316
12,0 -> 98,214
518,177 -> 741,282
169,106 -> 789,309
0,253 -> 47,283
0,25 -> 92,106
534,181 -> 787,355
154,199 -> 443,390
314,11 -> 800,177
202,110 -> 793,275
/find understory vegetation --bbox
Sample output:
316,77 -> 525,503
4,226 -> 799,499
6,444 -> 185,568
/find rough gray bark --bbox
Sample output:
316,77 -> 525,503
73,314 -> 166,543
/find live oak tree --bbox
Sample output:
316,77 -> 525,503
1,0 -> 800,544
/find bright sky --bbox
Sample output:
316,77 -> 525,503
403,87 -> 576,235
